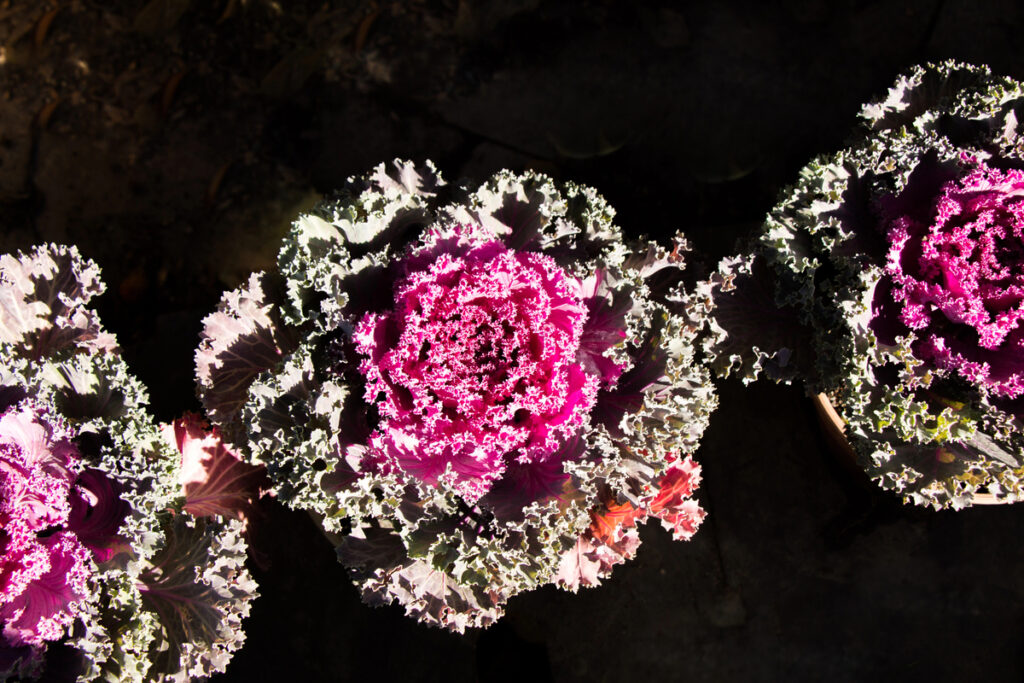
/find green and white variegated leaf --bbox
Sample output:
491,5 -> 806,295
242,340 -> 363,515
196,271 -> 298,440
695,252 -> 812,383
68,516 -> 257,683
72,572 -> 160,683
859,60 -> 1024,142
611,311 -> 713,455
849,418 -> 1024,510
277,159 -> 445,330
443,169 -> 627,276
137,515 -> 256,682
360,558 -> 503,633
330,523 -> 504,632
444,169 -> 574,252
0,244 -> 118,359
714,61 -> 1024,508
859,61 -> 998,133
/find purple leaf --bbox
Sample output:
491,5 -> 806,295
66,469 -> 130,563
162,413 -> 267,521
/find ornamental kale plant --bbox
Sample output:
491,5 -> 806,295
707,61 -> 1024,509
0,244 -> 257,681
196,160 -> 716,630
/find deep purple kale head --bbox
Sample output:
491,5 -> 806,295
354,237 -> 599,502
0,402 -> 125,654
878,159 -> 1024,397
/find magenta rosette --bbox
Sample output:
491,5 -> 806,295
883,161 -> 1024,398
196,160 -> 718,630
355,241 -> 599,502
0,400 -> 123,673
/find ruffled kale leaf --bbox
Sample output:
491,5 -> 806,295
698,252 -> 814,384
138,516 -> 256,682
0,244 -> 117,360
196,272 -> 297,437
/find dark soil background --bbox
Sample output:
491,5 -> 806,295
4,0 -> 1024,681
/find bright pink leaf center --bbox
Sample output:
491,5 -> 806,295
0,403 -> 94,649
355,240 -> 598,501
885,162 -> 1024,397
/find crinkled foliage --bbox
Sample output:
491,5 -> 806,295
0,244 -> 257,681
707,61 -> 1024,509
198,160 -> 717,630
0,244 -> 117,360
555,455 -> 705,591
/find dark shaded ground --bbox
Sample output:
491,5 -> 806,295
4,0 -> 1024,680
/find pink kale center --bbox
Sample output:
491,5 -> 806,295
885,162 -> 1024,396
355,240 -> 598,501
0,404 -> 91,650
